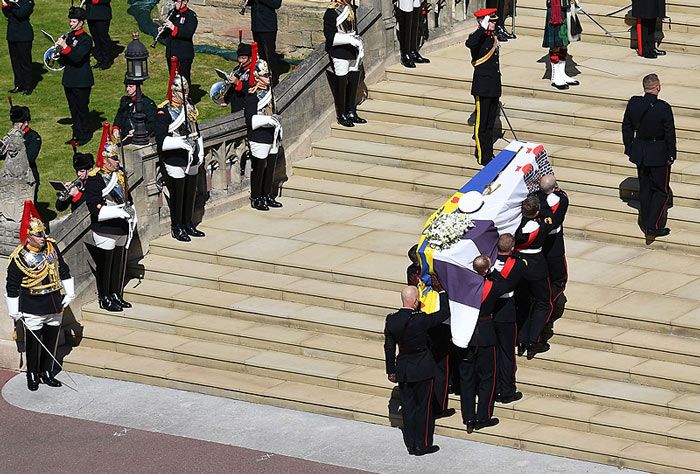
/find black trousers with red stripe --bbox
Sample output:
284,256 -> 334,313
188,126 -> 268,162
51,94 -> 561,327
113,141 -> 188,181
546,254 -> 568,304
637,17 -> 658,56
459,345 -> 496,423
399,378 -> 435,450
429,323 -> 452,413
638,163 -> 671,231
494,320 -> 517,398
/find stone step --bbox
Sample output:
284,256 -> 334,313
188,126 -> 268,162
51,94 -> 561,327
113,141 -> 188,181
63,347 -> 700,473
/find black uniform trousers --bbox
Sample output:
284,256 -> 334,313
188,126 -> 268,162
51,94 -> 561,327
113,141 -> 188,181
494,300 -> 518,398
638,163 -> 671,231
399,377 -> 435,450
516,253 -> 553,345
253,30 -> 279,86
167,57 -> 193,89
637,17 -> 657,56
8,41 -> 32,90
547,254 -> 568,304
459,345 -> 496,423
23,323 -> 62,375
428,323 -> 451,414
88,20 -> 112,65
474,95 -> 500,166
486,0 -> 507,29
64,87 -> 92,141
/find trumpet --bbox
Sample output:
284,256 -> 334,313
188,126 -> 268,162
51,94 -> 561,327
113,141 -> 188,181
151,1 -> 175,48
57,177 -> 85,202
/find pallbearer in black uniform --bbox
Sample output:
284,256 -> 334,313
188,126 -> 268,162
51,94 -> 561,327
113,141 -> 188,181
55,146 -> 92,213
2,0 -> 34,94
466,8 -> 501,167
384,285 -> 450,456
395,0 -> 430,68
163,0 -> 197,87
113,76 -> 158,140
84,123 -> 136,312
633,0 -> 666,58
244,51 -> 284,212
490,234 -> 526,404
622,73 -> 676,238
323,0 -> 366,128
8,101 -> 41,202
86,0 -> 112,69
223,43 -> 253,114
155,58 -> 205,241
57,5 -> 94,146
6,200 -> 75,391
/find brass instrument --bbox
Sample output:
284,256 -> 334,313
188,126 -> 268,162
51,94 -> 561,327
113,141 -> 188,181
41,29 -> 71,72
151,1 -> 175,48
209,67 -> 246,105
56,177 -> 85,202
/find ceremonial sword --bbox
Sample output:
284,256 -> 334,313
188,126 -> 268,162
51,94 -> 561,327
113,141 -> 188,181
578,7 -> 622,44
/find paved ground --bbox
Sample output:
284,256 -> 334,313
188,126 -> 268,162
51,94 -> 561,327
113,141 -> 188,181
1,370 -> 643,473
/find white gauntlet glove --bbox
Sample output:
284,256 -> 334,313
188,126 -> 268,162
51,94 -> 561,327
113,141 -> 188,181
162,135 -> 193,152
480,15 -> 490,29
5,295 -> 20,321
251,115 -> 278,130
332,32 -> 355,47
98,203 -> 130,221
61,277 -> 75,309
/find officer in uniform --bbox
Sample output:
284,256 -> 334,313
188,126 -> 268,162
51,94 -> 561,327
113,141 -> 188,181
112,76 -> 158,140
2,0 -> 34,94
244,55 -> 284,211
55,149 -> 93,213
490,234 -> 526,404
395,0 -> 430,68
86,0 -> 112,69
57,6 -> 94,146
155,59 -> 205,241
466,8 -> 501,166
622,73 -> 676,238
6,200 -> 74,391
384,285 -> 450,456
224,43 -> 253,114
84,123 -> 135,312
250,0 -> 281,86
514,195 -> 555,359
8,102 -> 41,202
323,0 -> 366,128
633,0 -> 666,58
163,0 -> 197,87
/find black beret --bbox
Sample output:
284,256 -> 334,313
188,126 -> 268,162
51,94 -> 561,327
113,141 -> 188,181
10,106 -> 30,124
68,6 -> 87,20
73,152 -> 94,171
237,43 -> 252,57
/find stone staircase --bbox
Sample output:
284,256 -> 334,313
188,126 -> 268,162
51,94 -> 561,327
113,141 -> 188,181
62,19 -> 700,474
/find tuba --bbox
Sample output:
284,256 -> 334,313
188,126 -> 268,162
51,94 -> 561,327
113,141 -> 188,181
41,29 -> 70,72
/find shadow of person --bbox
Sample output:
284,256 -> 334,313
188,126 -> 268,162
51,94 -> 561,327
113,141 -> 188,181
565,55 -> 582,79
36,201 -> 58,225
189,84 -> 206,105
536,54 -> 552,80
30,61 -> 48,88
86,110 -> 109,136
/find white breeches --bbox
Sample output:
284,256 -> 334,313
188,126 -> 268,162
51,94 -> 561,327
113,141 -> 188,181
165,162 -> 200,178
23,312 -> 62,331
93,231 -> 127,250
250,141 -> 273,159
332,58 -> 351,76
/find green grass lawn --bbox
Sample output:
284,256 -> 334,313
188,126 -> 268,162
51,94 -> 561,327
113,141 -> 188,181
0,0 -> 238,218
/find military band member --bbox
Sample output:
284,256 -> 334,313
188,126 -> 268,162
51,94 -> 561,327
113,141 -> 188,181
244,56 -> 284,211
466,8 -> 501,166
84,123 -> 135,312
395,0 -> 430,68
2,0 -> 34,94
633,0 -> 666,58
112,76 -> 157,141
8,102 -> 40,202
86,0 -> 112,69
384,285 -> 450,456
57,6 -> 94,146
163,0 -> 197,87
323,0 -> 366,128
155,59 -> 205,241
622,73 -> 676,238
6,200 -> 75,391
55,149 -> 93,213
224,42 -> 253,114
543,0 -> 579,90
250,0 -> 282,86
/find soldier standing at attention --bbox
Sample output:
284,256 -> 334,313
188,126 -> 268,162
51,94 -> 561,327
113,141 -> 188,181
633,0 -> 666,58
466,8 -> 501,167
163,0 -> 198,87
622,73 -> 675,239
86,0 -> 113,69
2,0 -> 34,95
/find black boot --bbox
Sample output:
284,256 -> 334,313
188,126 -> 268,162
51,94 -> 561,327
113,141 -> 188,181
251,197 -> 270,211
40,370 -> 62,387
328,71 -> 354,127
168,176 -> 190,242
25,324 -> 40,391
96,248 -> 122,312
410,9 -> 430,63
110,246 -> 132,309
398,10 -> 415,68
250,156 -> 269,211
26,372 -> 40,391
266,194 -> 283,208
345,71 -> 367,124
183,174 -> 205,237
40,324 -> 61,375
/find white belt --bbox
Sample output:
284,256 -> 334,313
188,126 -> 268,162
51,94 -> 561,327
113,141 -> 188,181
549,226 -> 561,235
519,248 -> 541,254
499,291 -> 514,299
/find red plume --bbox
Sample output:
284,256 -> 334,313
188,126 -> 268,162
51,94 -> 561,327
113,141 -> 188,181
7,96 -> 12,107
95,122 -> 110,168
238,29 -> 243,44
19,200 -> 41,242
168,56 -> 179,101
250,42 -> 258,86
70,139 -> 78,153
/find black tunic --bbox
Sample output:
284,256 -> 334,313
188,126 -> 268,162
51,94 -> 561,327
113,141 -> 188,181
465,27 -> 501,98
55,187 -> 86,213
323,5 -> 358,60
113,94 -> 158,137
250,0 -> 281,33
3,0 -> 33,43
224,64 -> 252,113
84,171 -> 131,235
164,7 -> 197,61
622,93 -> 676,167
632,0 -> 665,19
244,93 -> 275,145
86,0 -> 112,21
154,105 -> 197,168
59,29 -> 94,88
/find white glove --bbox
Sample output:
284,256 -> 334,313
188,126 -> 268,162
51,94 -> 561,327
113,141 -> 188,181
196,135 -> 204,165
162,135 -> 193,152
61,277 -> 75,309
332,32 -> 355,47
251,115 -> 278,130
98,203 -> 130,221
271,114 -> 282,127
348,35 -> 362,49
5,295 -> 20,321
480,15 -> 490,29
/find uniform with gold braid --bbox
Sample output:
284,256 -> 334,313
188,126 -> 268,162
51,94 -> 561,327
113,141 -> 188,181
5,200 -> 74,391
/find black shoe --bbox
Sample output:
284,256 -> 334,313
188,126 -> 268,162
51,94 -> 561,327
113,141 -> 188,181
552,82 -> 569,90
526,342 -> 550,360
643,51 -> 658,59
654,48 -> 666,56
495,30 -> 509,42
414,445 -> 440,456
517,343 -> 527,357
99,295 -> 123,312
337,113 -> 355,127
39,370 -> 62,388
401,53 -> 416,68
251,197 -> 270,211
99,62 -> 113,70
8,86 -> 21,93
647,227 -> 671,237
22,88 -> 32,96
474,418 -> 499,430
408,447 -> 416,455
498,392 -> 523,404
346,110 -> 367,124
466,420 -> 475,433
435,408 -> 456,419
410,50 -> 430,63
27,372 -> 39,391
92,61 -> 103,69
266,195 -> 283,208
171,225 -> 191,242
111,293 -> 132,309
185,223 -> 206,237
